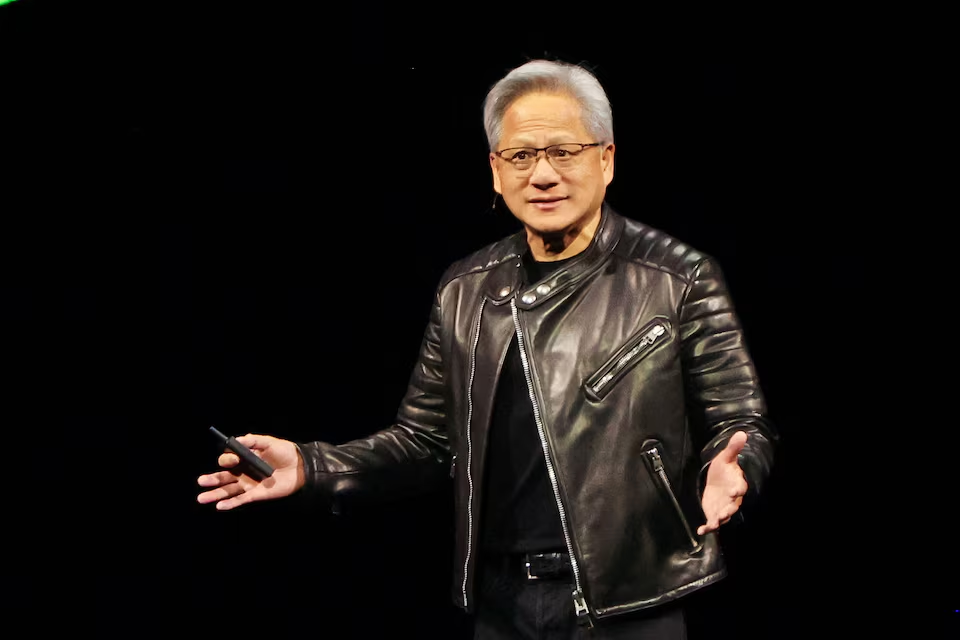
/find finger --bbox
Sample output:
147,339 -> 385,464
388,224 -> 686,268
729,478 -> 748,498
705,515 -> 720,534
197,470 -> 240,487
235,434 -> 267,451
717,431 -> 748,463
699,503 -> 739,534
217,452 -> 241,468
215,488 -> 260,511
197,482 -> 246,505
719,501 -> 741,522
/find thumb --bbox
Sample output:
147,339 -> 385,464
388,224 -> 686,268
717,431 -> 748,463
235,434 -> 266,450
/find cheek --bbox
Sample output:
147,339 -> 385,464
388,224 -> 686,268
565,170 -> 592,194
581,168 -> 607,194
505,175 -> 528,193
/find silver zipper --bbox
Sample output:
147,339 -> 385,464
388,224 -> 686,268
646,446 -> 702,552
511,300 -> 592,625
461,298 -> 485,608
590,323 -> 667,396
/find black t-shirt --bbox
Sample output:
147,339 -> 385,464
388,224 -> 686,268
479,252 -> 575,555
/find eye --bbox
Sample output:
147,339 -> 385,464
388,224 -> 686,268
511,150 -> 531,161
552,144 -> 584,158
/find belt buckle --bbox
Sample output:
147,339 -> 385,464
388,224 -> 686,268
525,552 -> 565,580
525,557 -> 540,581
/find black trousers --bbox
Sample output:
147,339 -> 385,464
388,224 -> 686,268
473,556 -> 687,640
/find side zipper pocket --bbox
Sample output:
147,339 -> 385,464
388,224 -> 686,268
584,319 -> 671,401
643,443 -> 703,553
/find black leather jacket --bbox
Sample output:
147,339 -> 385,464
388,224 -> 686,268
300,205 -> 776,623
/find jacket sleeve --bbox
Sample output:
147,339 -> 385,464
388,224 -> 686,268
297,284 -> 451,514
678,257 -> 777,511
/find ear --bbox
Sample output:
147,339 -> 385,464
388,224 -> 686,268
489,153 -> 502,194
602,143 -> 615,187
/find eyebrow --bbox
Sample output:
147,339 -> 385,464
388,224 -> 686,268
503,136 -> 581,148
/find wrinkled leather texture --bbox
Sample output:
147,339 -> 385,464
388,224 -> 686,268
299,205 -> 776,621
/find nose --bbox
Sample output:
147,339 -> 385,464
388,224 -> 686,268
529,152 -> 561,190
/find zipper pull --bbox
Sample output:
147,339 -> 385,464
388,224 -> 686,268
449,454 -> 457,479
648,447 -> 664,472
573,589 -> 593,627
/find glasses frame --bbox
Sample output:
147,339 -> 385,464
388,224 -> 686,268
493,142 -> 602,172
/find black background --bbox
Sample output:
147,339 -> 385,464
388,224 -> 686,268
2,1 -> 954,637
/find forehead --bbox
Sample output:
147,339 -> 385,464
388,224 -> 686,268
500,92 -> 589,145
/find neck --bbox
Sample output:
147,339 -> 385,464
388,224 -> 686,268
525,208 -> 602,262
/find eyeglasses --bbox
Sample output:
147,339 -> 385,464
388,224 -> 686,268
494,142 -> 601,172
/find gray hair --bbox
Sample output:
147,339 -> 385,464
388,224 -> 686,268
482,59 -> 614,151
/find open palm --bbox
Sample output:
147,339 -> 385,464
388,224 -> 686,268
197,434 -> 306,511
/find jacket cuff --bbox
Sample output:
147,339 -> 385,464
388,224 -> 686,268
294,441 -> 341,515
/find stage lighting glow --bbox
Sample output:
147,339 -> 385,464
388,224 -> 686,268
0,0 -> 22,6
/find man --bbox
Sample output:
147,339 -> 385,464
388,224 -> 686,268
197,59 -> 776,639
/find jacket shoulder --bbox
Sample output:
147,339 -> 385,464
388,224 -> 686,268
614,215 -> 712,283
437,231 -> 525,289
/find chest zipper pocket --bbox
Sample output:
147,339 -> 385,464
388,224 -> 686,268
643,442 -> 703,553
584,319 -> 671,402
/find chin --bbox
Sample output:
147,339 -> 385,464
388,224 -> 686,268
521,209 -> 583,235
530,222 -> 575,237
519,218 -> 567,235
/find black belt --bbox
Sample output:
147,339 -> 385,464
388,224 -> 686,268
522,551 -> 572,580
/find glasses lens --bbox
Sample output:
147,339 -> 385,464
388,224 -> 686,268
505,148 -> 536,171
546,144 -> 584,168
500,144 -> 591,171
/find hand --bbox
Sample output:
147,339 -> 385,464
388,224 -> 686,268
197,434 -> 306,510
698,431 -> 748,535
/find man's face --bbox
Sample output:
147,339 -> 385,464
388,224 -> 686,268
489,92 -> 615,238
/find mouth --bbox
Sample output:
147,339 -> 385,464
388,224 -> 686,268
528,196 -> 567,211
529,196 -> 567,204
